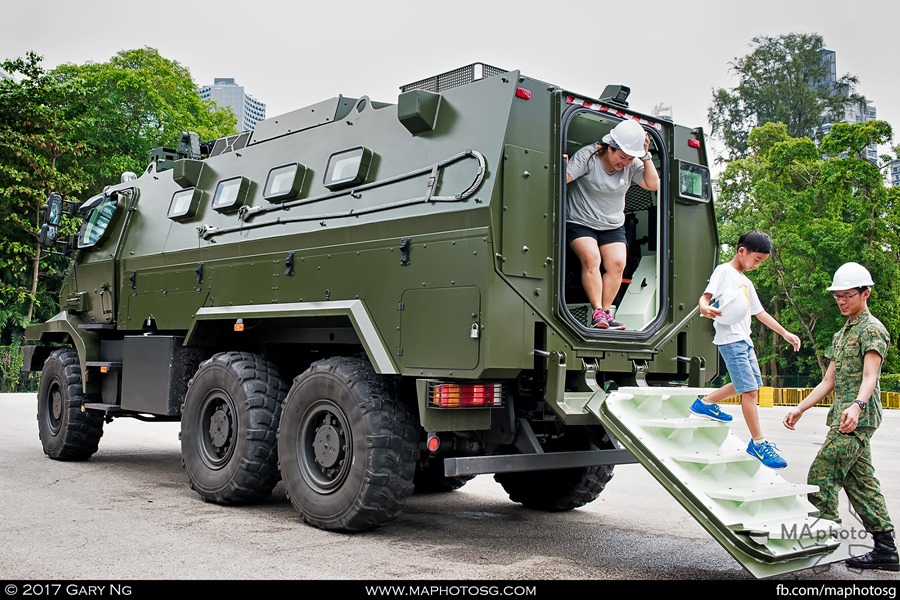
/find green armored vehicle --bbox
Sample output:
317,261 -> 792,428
23,64 -> 846,577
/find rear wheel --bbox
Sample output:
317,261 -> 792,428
413,457 -> 475,494
494,427 -> 614,511
278,356 -> 418,532
37,348 -> 104,460
181,351 -> 288,504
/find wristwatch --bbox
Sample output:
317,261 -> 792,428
853,399 -> 867,411
641,152 -> 652,161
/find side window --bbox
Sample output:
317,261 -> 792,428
77,198 -> 119,248
677,160 -> 711,203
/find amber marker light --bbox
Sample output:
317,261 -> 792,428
234,318 -> 245,332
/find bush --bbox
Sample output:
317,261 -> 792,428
882,373 -> 900,393
0,345 -> 38,393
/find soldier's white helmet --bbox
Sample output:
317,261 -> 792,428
602,120 -> 646,157
827,262 -> 874,291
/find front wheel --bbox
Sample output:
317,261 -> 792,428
36,348 -> 104,460
180,351 -> 288,504
278,356 -> 418,532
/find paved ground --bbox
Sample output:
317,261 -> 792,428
1,393 -> 898,583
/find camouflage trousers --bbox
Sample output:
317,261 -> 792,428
808,426 -> 894,533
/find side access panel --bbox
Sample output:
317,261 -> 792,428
589,387 -> 850,579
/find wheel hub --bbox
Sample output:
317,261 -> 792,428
312,420 -> 343,468
208,408 -> 230,450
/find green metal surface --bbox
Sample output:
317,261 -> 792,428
590,387 -> 849,578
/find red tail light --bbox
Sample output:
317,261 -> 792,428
427,382 -> 504,408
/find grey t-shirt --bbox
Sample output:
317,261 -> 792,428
566,144 -> 644,231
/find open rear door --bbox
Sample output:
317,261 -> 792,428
588,386 -> 852,578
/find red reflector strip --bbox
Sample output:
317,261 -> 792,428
565,95 -> 663,131
516,87 -> 532,100
428,383 -> 504,408
688,139 -> 701,148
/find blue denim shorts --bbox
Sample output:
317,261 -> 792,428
717,339 -> 762,394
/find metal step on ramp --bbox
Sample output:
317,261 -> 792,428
587,386 -> 849,579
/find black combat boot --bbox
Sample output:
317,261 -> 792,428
846,531 -> 900,571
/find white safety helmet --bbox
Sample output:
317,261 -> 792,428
827,262 -> 874,291
602,119 -> 646,157
713,289 -> 749,326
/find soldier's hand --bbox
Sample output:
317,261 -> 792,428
839,406 -> 859,434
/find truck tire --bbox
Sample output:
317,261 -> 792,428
278,356 -> 418,532
413,457 -> 475,494
493,427 -> 614,511
180,351 -> 288,504
36,348 -> 104,460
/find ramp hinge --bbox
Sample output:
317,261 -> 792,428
633,359 -> 649,387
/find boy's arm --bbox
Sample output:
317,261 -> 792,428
754,310 -> 801,351
698,292 -> 721,319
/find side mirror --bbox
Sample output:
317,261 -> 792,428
38,192 -> 64,247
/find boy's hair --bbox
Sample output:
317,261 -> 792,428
737,230 -> 772,254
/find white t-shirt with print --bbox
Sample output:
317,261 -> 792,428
703,262 -> 763,346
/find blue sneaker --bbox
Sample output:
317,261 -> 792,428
747,440 -> 788,469
689,398 -> 733,422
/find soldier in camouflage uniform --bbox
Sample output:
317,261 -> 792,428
783,262 -> 898,571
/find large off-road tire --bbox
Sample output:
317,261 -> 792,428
493,427 -> 615,511
278,356 -> 418,532
36,348 -> 104,460
413,457 -> 475,494
180,351 -> 288,504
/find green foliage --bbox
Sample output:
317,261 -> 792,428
708,33 -> 867,163
0,48 -> 239,344
882,374 -> 900,393
715,120 -> 899,381
51,47 -> 238,194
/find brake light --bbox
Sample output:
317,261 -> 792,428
428,382 -> 504,408
515,87 -> 532,100
688,139 -> 701,149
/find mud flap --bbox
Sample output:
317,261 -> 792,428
588,387 -> 850,579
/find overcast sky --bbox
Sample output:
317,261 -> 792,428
2,0 -> 897,159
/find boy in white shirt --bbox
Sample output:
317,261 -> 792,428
691,230 -> 801,469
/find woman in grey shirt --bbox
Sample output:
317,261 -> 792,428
565,119 -> 659,329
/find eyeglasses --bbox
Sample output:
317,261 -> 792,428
832,292 -> 860,301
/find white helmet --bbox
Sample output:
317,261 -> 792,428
827,262 -> 874,291
602,120 -> 646,157
714,289 -> 749,326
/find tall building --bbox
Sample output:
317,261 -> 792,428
890,160 -> 900,188
199,78 -> 266,132
816,49 -> 877,163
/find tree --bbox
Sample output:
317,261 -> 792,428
716,121 -> 899,382
708,33 -> 867,163
0,48 -> 238,344
52,47 -> 238,194
0,52 -> 89,343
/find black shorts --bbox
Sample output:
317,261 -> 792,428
566,223 -> 627,247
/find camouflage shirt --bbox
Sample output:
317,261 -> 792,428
824,309 -> 890,429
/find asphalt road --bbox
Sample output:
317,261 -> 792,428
1,392 -> 898,584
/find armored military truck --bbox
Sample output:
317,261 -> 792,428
23,64 -> 845,577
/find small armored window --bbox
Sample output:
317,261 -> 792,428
264,163 -> 307,202
212,176 -> 251,213
323,146 -> 373,190
168,188 -> 202,222
677,160 -> 711,203
77,196 -> 119,248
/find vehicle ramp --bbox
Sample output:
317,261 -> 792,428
587,386 -> 850,578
